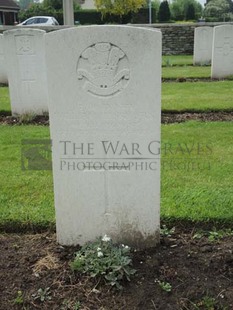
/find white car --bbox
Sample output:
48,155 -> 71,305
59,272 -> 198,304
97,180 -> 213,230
18,16 -> 59,26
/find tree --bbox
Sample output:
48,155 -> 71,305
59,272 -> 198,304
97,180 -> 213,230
170,0 -> 183,20
226,0 -> 233,12
170,0 -> 202,21
185,3 -> 196,20
94,0 -> 146,17
19,3 -> 55,21
151,0 -> 160,11
158,0 -> 171,22
18,0 -> 34,10
204,0 -> 230,21
43,0 -> 62,10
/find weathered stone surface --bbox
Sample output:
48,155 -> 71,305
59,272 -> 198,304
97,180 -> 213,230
45,26 -> 161,248
3,29 -> 48,115
0,34 -> 7,84
193,27 -> 213,65
211,25 -> 233,79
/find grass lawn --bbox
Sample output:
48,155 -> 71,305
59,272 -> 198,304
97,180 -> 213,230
0,55 -> 232,229
0,86 -> 10,113
162,55 -> 193,66
162,80 -> 233,111
1,80 -> 233,114
162,65 -> 211,79
0,122 -> 232,230
161,121 -> 233,223
0,125 -> 54,231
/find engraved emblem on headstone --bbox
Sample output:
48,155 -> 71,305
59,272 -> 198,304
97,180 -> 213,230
15,35 -> 34,55
77,42 -> 130,97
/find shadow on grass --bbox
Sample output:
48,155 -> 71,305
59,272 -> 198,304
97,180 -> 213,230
0,221 -> 56,233
0,110 -> 11,116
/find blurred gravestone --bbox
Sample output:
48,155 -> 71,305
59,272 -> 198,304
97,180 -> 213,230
0,34 -> 7,84
45,26 -> 161,248
3,29 -> 48,115
193,26 -> 213,66
211,25 -> 233,79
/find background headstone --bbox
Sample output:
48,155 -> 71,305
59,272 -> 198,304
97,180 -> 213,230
211,25 -> 233,79
0,34 -> 8,84
193,26 -> 213,66
4,29 -> 48,115
45,26 -> 161,248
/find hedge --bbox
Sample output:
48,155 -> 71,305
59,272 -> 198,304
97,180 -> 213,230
19,8 -> 157,25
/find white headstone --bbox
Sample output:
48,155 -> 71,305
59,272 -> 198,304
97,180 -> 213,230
3,29 -> 48,115
193,26 -> 213,66
211,25 -> 233,79
45,26 -> 161,248
0,34 -> 8,84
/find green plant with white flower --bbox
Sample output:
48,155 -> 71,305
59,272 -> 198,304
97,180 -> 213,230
71,235 -> 136,289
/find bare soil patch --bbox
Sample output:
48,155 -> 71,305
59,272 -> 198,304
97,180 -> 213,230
162,111 -> 233,124
1,111 -> 233,126
1,229 -> 232,310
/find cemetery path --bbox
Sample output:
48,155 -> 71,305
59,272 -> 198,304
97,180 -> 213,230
0,229 -> 232,310
0,111 -> 233,126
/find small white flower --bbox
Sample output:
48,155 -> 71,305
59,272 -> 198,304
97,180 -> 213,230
124,245 -> 129,249
97,247 -> 101,251
97,251 -> 103,257
102,234 -> 111,242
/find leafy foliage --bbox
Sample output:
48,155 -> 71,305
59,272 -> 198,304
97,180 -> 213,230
193,229 -> 233,241
158,0 -> 171,22
94,0 -> 146,17
18,3 -> 57,22
32,287 -> 52,302
204,0 -> 231,21
185,3 -> 195,20
13,291 -> 24,305
18,0 -> 81,24
151,0 -> 160,12
43,0 -> 62,10
17,0 -> 34,10
170,0 -> 202,21
160,225 -> 175,237
71,236 -> 136,289
157,280 -> 172,292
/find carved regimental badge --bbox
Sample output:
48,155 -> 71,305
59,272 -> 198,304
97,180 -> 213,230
77,42 -> 130,97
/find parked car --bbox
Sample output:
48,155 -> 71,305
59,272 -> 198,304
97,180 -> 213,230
18,16 -> 59,26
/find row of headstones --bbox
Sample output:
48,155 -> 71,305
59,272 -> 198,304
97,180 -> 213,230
1,25 -> 233,116
193,25 -> 233,78
0,26 -> 161,248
